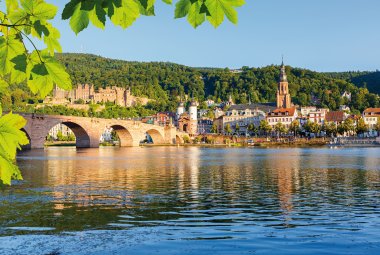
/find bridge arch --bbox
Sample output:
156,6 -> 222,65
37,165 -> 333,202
146,129 -> 165,144
110,125 -> 134,146
60,121 -> 91,148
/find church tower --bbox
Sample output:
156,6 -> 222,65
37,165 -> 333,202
276,60 -> 292,108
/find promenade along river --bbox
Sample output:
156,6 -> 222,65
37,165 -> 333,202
1,147 -> 380,255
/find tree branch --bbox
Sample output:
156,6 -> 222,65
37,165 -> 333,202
14,27 -> 44,63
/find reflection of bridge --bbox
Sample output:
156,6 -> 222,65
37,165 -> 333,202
20,113 -> 186,149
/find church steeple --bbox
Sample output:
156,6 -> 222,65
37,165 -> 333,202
276,58 -> 291,109
280,56 -> 287,82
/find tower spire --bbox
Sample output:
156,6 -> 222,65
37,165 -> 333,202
280,57 -> 287,82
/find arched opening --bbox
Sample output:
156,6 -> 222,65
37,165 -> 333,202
183,124 -> 188,133
146,129 -> 165,144
46,122 -> 90,148
99,127 -> 119,146
109,125 -> 134,147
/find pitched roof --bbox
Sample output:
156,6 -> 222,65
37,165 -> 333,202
228,103 -> 276,113
363,108 -> 380,115
268,107 -> 296,117
325,111 -> 345,122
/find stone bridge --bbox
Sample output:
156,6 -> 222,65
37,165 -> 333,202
20,113 -> 187,149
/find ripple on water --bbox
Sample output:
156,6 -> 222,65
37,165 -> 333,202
2,146 -> 380,255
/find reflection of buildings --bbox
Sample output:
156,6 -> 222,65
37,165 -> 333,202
263,149 -> 301,216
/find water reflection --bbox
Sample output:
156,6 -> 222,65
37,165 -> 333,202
1,147 -> 380,254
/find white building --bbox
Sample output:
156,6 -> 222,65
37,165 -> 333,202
219,103 -> 275,134
267,107 -> 298,129
48,124 -> 74,140
363,108 -> 380,131
100,127 -> 113,142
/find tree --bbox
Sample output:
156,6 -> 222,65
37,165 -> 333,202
324,122 -> 337,137
235,123 -> 240,134
289,120 -> 300,137
224,123 -> 232,135
337,123 -> 346,136
67,133 -> 76,141
0,0 -> 247,185
304,120 -> 321,135
356,118 -> 368,135
210,123 -> 218,134
343,118 -> 355,136
259,120 -> 272,136
56,131 -> 64,141
274,122 -> 287,137
247,123 -> 255,135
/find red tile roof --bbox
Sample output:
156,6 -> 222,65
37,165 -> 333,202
325,111 -> 345,122
363,108 -> 380,117
269,107 -> 296,117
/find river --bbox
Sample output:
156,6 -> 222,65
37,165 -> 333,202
1,147 -> 379,255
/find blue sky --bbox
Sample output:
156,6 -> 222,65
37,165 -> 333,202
22,1 -> 380,71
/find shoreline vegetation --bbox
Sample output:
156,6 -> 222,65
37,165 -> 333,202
44,138 -> 328,148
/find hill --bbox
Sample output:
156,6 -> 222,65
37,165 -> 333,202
324,71 -> 380,95
1,53 -> 379,114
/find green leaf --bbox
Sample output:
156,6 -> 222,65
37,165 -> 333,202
0,35 -> 25,76
0,151 -> 22,186
20,0 -> 58,20
69,2 -> 90,34
0,112 -> 28,160
0,113 -> 26,186
175,0 -> 191,19
110,0 -> 140,29
0,79 -> 9,93
32,20 -> 50,39
187,1 -> 205,28
44,58 -> 72,91
43,24 -> 62,55
162,0 -> 172,4
10,54 -> 27,84
26,51 -> 72,97
137,0 -> 156,16
80,0 -> 96,11
89,0 -> 107,29
205,0 -> 244,27
62,0 -> 80,20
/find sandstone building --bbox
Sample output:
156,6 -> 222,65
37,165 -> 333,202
46,84 -> 149,107
177,100 -> 199,135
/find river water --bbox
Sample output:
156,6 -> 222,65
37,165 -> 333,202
1,147 -> 379,255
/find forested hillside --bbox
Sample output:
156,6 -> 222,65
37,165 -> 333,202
324,71 -> 380,95
1,53 -> 379,114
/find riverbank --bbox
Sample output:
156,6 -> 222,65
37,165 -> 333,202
45,139 -> 328,148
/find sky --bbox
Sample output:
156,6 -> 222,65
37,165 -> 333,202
17,1 -> 380,71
